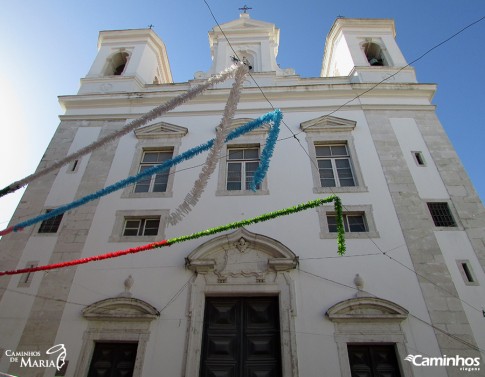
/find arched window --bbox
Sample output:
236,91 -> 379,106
236,50 -> 255,71
362,42 -> 386,66
104,52 -> 129,76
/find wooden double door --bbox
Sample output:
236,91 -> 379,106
200,296 -> 282,377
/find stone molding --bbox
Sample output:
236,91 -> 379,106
185,227 -> 298,281
183,228 -> 299,377
82,297 -> 160,321
134,121 -> 188,139
327,296 -> 413,377
327,296 -> 408,323
300,115 -> 357,133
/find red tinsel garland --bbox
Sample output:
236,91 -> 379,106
0,240 -> 169,276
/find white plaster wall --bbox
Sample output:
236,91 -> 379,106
50,103 -> 447,376
328,35 -> 355,77
434,231 -> 485,357
136,44 -> 160,84
0,236 -> 57,371
45,126 -> 101,206
390,118 -> 449,199
2,19 -> 480,377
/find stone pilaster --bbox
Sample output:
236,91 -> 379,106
0,123 -> 77,303
364,109 -> 482,377
9,121 -> 123,377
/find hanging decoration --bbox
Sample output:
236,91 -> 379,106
0,110 -> 282,237
250,109 -> 281,191
168,64 -> 248,225
0,63 -> 243,199
0,196 -> 345,277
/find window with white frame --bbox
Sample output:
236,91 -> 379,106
327,213 -> 367,233
110,210 -> 168,242
300,115 -> 366,194
318,205 -> 379,239
134,149 -> 173,193
123,217 -> 160,237
315,144 -> 356,188
226,146 -> 260,191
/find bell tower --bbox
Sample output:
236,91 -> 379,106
78,28 -> 173,94
197,12 -> 294,78
321,18 -> 417,83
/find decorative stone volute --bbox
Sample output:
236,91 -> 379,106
185,228 -> 298,283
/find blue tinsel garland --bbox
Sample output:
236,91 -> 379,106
12,110 -> 282,232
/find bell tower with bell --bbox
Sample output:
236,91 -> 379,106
321,18 -> 417,83
78,28 -> 173,94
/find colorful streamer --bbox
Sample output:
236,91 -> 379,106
0,196 -> 345,277
168,64 -> 248,225
0,110 -> 282,236
0,63 -> 243,198
250,109 -> 281,191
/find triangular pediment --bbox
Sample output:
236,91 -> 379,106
134,121 -> 188,139
327,297 -> 408,323
83,297 -> 159,321
217,17 -> 277,32
300,115 -> 356,133
217,118 -> 270,136
209,15 -> 280,47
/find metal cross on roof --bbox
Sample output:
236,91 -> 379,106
239,5 -> 252,13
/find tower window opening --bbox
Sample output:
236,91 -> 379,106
242,57 -> 253,70
363,42 -> 386,67
105,52 -> 129,76
235,50 -> 255,71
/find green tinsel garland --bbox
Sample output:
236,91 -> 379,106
168,195 -> 346,255
0,195 -> 346,277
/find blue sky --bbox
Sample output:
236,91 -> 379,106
0,0 -> 484,226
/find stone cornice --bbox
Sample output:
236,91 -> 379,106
59,81 -> 437,116
58,104 -> 437,122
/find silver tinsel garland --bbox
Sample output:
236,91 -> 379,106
167,64 -> 248,225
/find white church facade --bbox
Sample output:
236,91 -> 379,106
0,13 -> 484,377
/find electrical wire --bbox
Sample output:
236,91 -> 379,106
298,267 -> 483,353
201,0 -> 485,324
284,14 -> 485,139
0,3 -> 483,355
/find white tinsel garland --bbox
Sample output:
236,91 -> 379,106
167,65 -> 248,225
2,63 -> 242,197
